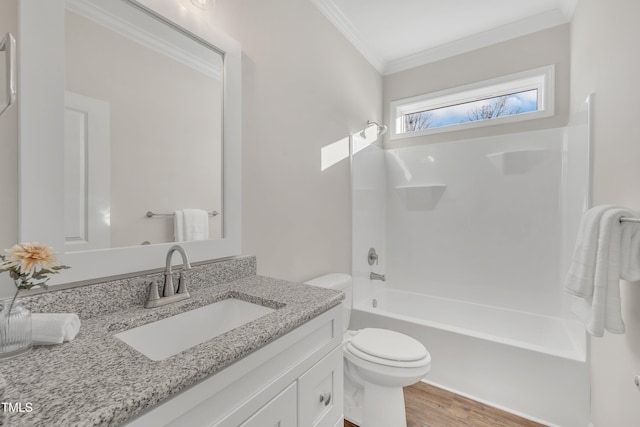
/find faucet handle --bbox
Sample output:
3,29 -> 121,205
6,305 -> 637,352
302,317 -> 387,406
368,248 -> 379,266
144,281 -> 160,308
176,273 -> 190,296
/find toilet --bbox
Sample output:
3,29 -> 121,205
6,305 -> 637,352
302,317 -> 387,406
305,274 -> 431,427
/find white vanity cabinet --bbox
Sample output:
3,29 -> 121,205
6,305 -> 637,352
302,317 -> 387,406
124,304 -> 343,427
298,346 -> 343,427
239,383 -> 297,427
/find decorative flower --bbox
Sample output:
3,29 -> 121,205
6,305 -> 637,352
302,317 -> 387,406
0,242 -> 70,291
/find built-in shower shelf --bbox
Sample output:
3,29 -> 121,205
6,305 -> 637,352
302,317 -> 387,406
394,184 -> 446,211
486,149 -> 551,175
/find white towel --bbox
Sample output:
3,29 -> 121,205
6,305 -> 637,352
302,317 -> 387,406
32,313 -> 81,345
620,217 -> 640,281
565,205 -> 615,298
564,206 -> 640,336
174,209 -> 209,242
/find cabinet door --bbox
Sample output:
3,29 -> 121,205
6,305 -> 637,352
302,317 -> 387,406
298,345 -> 343,427
239,382 -> 297,427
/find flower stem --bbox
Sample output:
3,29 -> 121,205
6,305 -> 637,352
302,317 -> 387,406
7,288 -> 19,317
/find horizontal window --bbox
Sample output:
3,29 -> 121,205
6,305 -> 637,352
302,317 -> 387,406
390,65 -> 555,139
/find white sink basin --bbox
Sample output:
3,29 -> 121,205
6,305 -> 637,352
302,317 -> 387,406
115,298 -> 276,361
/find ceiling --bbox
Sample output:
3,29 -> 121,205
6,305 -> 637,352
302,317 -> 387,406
310,0 -> 578,75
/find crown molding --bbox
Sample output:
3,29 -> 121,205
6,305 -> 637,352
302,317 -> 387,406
66,0 -> 222,80
310,0 -> 386,74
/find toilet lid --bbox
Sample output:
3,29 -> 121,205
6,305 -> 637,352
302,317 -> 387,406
349,328 -> 427,362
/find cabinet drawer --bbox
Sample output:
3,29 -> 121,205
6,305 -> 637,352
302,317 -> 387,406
239,382 -> 297,427
297,345 -> 343,427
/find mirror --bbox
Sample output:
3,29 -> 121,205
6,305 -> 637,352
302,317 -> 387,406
65,0 -> 223,251
0,50 -> 5,110
0,32 -> 16,117
18,0 -> 241,285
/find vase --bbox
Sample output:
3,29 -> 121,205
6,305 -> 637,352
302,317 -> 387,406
0,298 -> 32,359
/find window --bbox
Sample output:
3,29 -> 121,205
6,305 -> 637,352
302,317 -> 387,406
390,65 -> 555,139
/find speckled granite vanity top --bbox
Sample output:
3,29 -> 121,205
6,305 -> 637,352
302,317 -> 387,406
0,257 -> 343,426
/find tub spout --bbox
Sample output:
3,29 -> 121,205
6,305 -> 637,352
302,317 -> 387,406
370,272 -> 386,282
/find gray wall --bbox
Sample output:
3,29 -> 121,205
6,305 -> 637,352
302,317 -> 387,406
211,0 -> 383,282
571,1 -> 640,426
383,24 -> 570,149
0,0 -> 18,294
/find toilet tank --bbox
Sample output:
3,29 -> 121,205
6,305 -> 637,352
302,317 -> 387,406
304,273 -> 352,332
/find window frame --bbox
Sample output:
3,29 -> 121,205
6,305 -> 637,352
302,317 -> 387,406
389,65 -> 555,140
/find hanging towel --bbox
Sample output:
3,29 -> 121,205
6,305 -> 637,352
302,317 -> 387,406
564,206 -> 640,336
620,217 -> 640,282
174,209 -> 209,241
565,205 -> 615,298
32,313 -> 81,345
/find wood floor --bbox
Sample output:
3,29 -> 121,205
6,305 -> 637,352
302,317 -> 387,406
344,382 -> 546,427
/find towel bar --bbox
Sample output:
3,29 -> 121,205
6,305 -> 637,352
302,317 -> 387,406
146,210 -> 219,218
620,217 -> 640,223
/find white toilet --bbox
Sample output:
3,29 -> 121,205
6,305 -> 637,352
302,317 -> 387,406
305,274 -> 431,427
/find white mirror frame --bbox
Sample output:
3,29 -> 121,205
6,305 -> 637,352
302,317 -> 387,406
18,0 -> 241,285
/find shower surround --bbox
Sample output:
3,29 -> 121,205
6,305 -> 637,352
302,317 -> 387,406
351,125 -> 590,427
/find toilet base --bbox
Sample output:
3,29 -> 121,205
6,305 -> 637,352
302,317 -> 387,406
362,381 -> 407,427
344,370 -> 363,425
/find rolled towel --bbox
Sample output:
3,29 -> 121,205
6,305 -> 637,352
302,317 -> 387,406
32,313 -> 81,345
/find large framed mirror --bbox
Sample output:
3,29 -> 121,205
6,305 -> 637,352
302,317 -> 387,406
18,0 -> 241,285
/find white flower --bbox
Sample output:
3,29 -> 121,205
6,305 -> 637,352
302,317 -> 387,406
3,242 -> 58,276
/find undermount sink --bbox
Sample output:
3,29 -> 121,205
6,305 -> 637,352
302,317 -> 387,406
115,298 -> 276,361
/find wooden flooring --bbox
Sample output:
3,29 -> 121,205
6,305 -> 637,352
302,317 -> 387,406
344,382 -> 546,427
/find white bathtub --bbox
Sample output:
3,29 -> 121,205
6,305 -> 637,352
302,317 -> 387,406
350,288 -> 590,427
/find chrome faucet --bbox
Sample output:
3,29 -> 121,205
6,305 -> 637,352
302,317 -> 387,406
370,272 -> 386,282
144,245 -> 192,308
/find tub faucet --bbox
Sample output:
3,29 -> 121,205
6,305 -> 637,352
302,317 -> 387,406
144,245 -> 192,308
370,272 -> 386,282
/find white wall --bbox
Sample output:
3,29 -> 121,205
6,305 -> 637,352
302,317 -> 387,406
0,0 -> 18,295
383,24 -> 570,149
211,0 -> 383,282
351,124 -> 590,318
383,128 -> 572,317
571,1 -> 640,426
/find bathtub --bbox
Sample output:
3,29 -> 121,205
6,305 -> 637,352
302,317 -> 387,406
350,287 -> 589,427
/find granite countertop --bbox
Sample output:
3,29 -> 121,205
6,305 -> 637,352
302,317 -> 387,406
0,274 -> 343,427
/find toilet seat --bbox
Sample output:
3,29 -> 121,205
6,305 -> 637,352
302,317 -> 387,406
345,328 -> 431,368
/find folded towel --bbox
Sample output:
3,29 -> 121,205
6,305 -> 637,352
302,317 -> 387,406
32,313 -> 81,345
174,209 -> 209,242
565,206 -> 640,336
